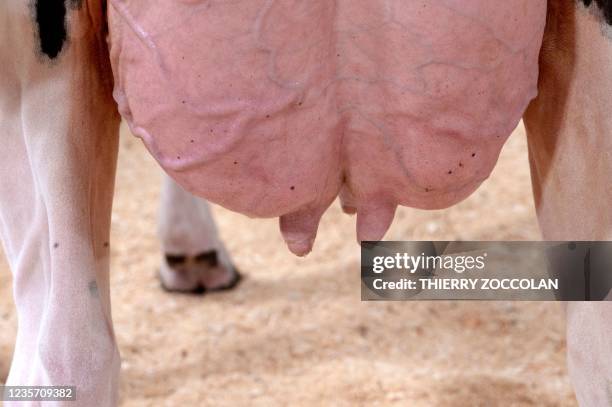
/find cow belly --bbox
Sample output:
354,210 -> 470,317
108,0 -> 546,251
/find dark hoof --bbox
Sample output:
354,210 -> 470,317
158,266 -> 243,295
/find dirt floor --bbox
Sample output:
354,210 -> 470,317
0,123 -> 578,406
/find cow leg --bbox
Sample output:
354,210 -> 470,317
0,1 -> 120,406
523,1 -> 612,405
158,175 -> 240,293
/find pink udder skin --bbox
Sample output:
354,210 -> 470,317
108,0 -> 546,255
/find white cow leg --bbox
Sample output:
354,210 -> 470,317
524,1 -> 612,405
564,302 -> 612,406
0,1 -> 120,405
158,175 -> 240,293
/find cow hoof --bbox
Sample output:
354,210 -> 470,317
159,250 -> 241,294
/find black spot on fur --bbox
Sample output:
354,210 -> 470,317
33,0 -> 82,59
580,0 -> 612,25
88,280 -> 99,297
34,0 -> 67,58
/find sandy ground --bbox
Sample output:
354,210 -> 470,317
0,123 -> 578,406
